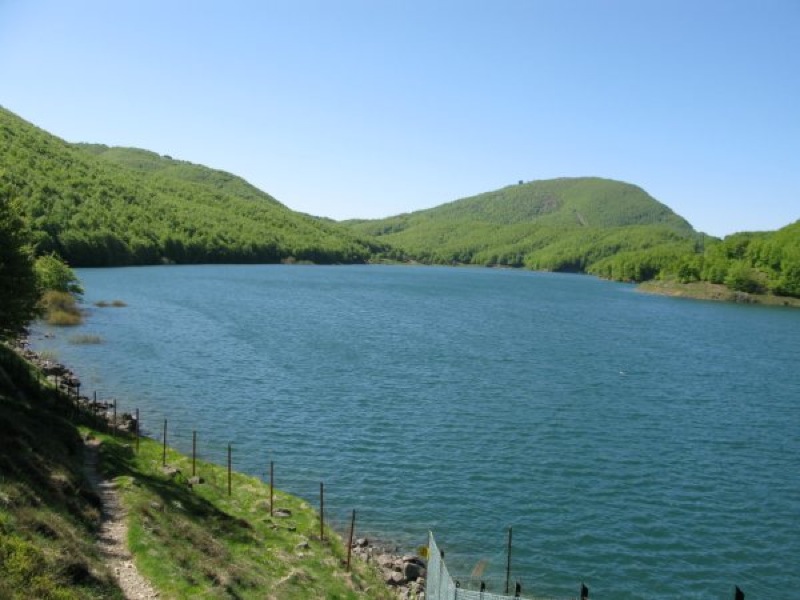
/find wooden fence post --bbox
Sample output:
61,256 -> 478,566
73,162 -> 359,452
346,509 -> 356,572
505,526 -> 512,594
319,482 -> 325,541
227,443 -> 232,496
162,419 -> 167,466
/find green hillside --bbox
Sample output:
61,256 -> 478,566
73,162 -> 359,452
74,144 -> 285,208
354,177 -> 693,230
0,106 -> 381,267
344,177 -> 700,272
344,178 -> 800,298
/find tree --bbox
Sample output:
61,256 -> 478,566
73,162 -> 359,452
724,261 -> 764,294
0,196 -> 39,339
34,253 -> 83,295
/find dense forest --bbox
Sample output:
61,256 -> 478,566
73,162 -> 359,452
2,105 -> 798,300
0,107 -> 383,266
344,177 -> 699,269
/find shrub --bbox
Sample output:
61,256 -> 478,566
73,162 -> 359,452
41,291 -> 82,326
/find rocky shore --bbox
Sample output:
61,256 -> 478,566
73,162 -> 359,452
351,537 -> 427,599
12,336 -> 138,432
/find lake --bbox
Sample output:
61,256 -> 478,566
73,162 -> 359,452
30,265 -> 800,599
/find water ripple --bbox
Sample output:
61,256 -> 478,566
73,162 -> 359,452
31,265 -> 800,599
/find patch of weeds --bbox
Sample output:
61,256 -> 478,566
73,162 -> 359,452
94,300 -> 127,308
68,334 -> 103,345
41,291 -> 83,326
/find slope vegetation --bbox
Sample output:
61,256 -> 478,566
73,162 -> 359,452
345,177 -> 699,273
1,106 -> 380,267
0,346 -> 123,599
0,344 -> 394,599
345,178 -> 800,299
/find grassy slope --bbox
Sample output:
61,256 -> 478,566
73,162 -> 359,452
0,345 -> 393,600
100,434 -> 394,600
74,144 -> 285,208
0,346 -> 123,600
343,177 -> 700,268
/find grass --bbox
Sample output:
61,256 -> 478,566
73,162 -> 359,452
0,345 -> 123,599
97,433 -> 395,599
638,280 -> 800,307
42,291 -> 83,326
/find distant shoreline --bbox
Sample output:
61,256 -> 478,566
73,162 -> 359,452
636,280 -> 800,308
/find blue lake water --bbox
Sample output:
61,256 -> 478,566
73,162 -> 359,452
30,265 -> 800,599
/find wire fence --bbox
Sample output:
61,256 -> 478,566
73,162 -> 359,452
3,343 -> 751,600
0,343 -> 428,549
426,532 -> 577,600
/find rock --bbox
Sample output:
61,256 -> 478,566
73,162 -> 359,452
403,561 -> 425,581
404,554 -> 427,568
378,554 -> 395,569
187,476 -> 204,485
274,508 -> 292,517
355,537 -> 370,548
162,465 -> 181,478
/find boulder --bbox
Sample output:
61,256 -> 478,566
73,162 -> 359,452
403,561 -> 425,581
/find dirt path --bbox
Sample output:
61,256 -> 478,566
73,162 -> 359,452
83,439 -> 160,600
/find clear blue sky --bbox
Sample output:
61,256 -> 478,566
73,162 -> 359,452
1,0 -> 798,237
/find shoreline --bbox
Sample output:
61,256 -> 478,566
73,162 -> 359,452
636,280 -> 800,308
9,336 -> 428,599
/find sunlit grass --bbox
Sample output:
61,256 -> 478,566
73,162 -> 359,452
46,309 -> 82,326
41,290 -> 83,326
97,433 -> 395,599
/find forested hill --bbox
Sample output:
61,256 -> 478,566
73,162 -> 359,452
353,177 -> 693,231
3,105 -> 797,299
343,179 -> 800,298
344,177 -> 701,273
0,106 -> 381,266
74,144 -> 284,208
